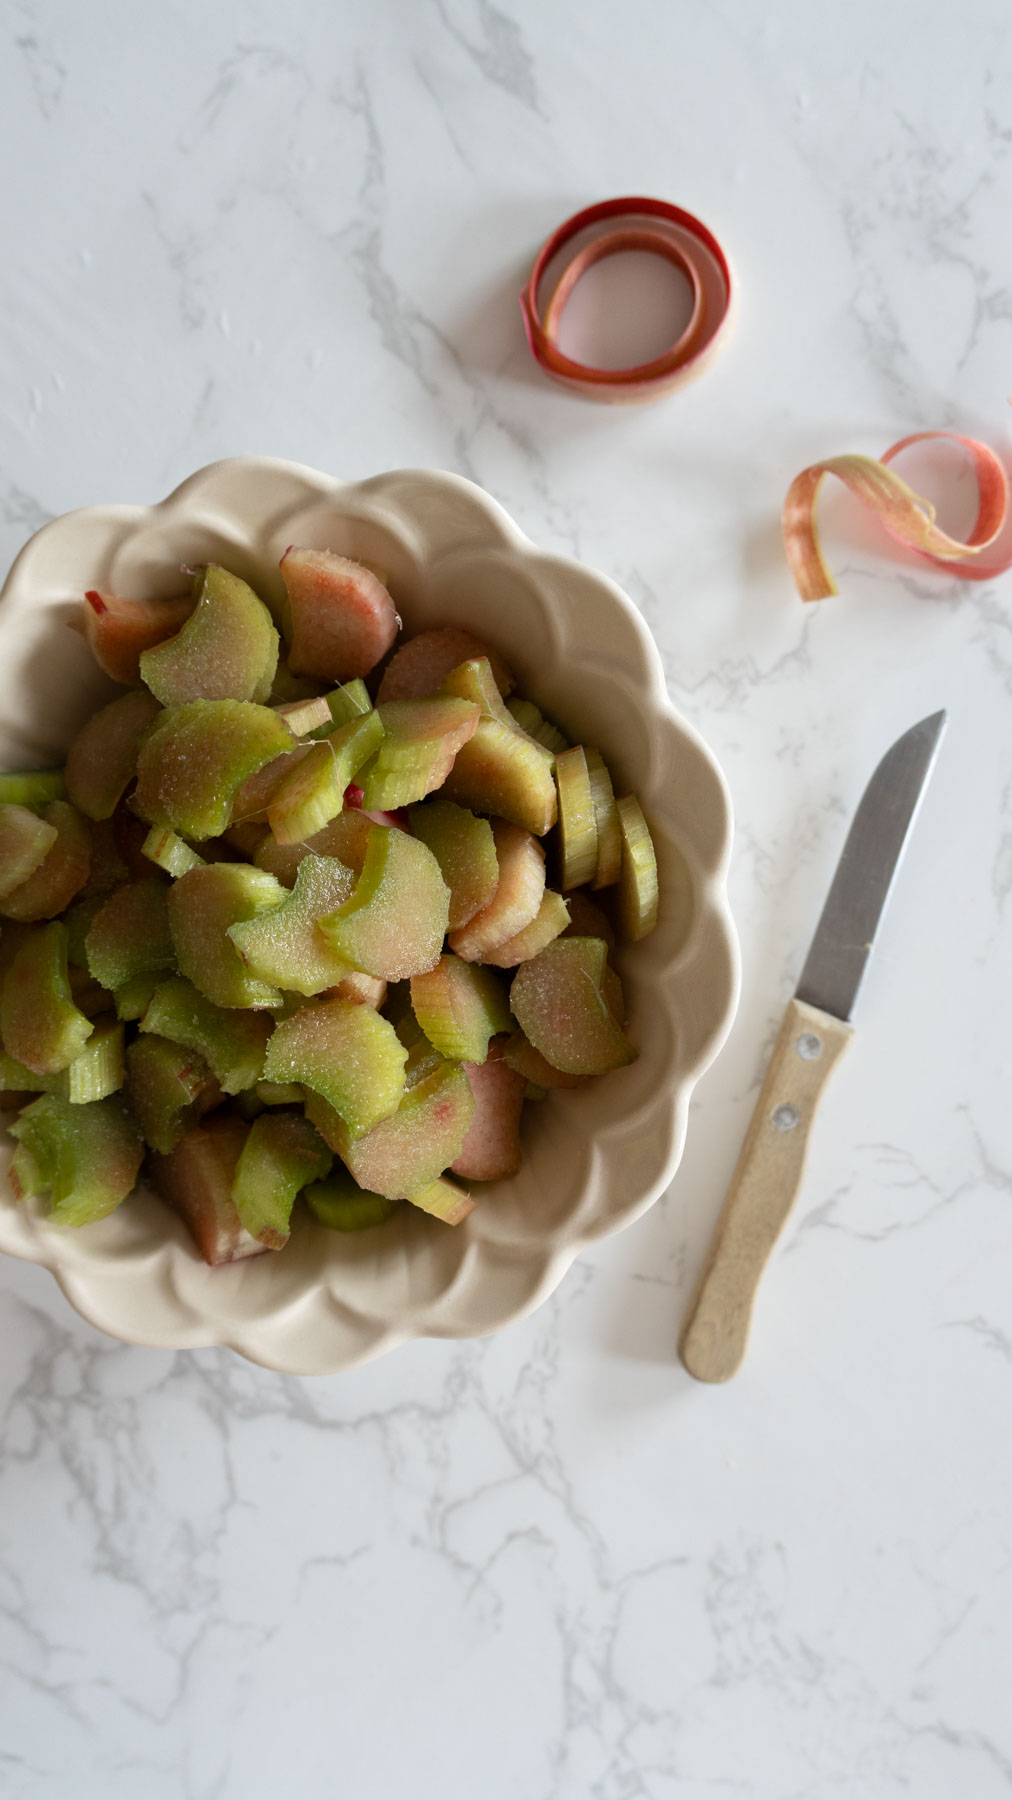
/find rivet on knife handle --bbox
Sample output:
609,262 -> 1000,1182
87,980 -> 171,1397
679,998 -> 853,1383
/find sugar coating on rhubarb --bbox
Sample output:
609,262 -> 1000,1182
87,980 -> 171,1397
319,826 -> 450,981
227,853 -> 356,996
509,937 -> 636,1076
140,565 -> 279,707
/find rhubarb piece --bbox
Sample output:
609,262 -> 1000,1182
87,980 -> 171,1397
585,749 -> 622,889
510,937 -> 635,1075
135,699 -> 294,840
139,564 -> 279,705
331,970 -> 386,1008
0,769 -> 65,809
227,853 -> 356,996
140,977 -> 271,1093
280,548 -> 399,682
441,712 -> 557,836
405,798 -> 498,931
167,863 -> 285,1009
267,710 -> 385,845
256,1080 -> 304,1106
555,745 -> 598,890
406,1176 -> 475,1226
272,694 -> 333,737
114,971 -> 163,1022
0,804 -> 57,899
254,807 -> 375,886
81,588 -> 195,685
55,1019 -> 125,1104
502,1029 -> 585,1089
85,879 -> 176,993
478,887 -> 570,967
319,826 -> 449,980
0,1051 -> 53,1095
67,966 -> 116,1019
269,659 -> 323,705
76,818 -> 130,901
1,923 -> 93,1075
231,1110 -> 332,1248
8,1094 -> 142,1227
0,802 -> 91,922
304,1170 -> 400,1232
563,888 -> 616,949
360,698 -> 480,810
441,657 -> 547,747
220,820 -> 270,860
410,955 -> 510,1063
615,794 -> 659,941
316,1058 -> 474,1200
377,628 -> 514,703
448,822 -> 545,962
142,826 -> 205,877
506,698 -> 569,756
314,679 -> 373,734
150,1113 -> 267,1266
263,996 -> 406,1135
228,747 -> 311,825
64,689 -> 162,821
451,1056 -> 525,1180
125,1034 -> 217,1154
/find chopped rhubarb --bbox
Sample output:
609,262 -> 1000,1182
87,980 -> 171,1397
8,1093 -> 142,1227
81,588 -> 195,684
615,795 -> 659,941
227,853 -> 356,996
330,970 -> 387,1008
1,922 -> 94,1074
280,548 -> 399,682
506,698 -> 569,756
441,714 -> 557,835
64,688 -> 162,821
0,769 -> 65,809
85,879 -> 176,994
451,1055 -> 525,1180
448,821 -> 545,962
502,1029 -> 586,1089
478,888 -> 570,967
134,699 -> 294,841
139,564 -> 279,706
319,826 -> 449,981
267,710 -> 385,845
510,937 -> 635,1075
377,627 -> 514,703
272,694 -> 334,737
166,863 -> 285,1009
142,826 -> 205,877
316,1058 -> 475,1200
231,1109 -> 332,1248
360,697 -> 480,810
149,1112 -> 268,1266
228,747 -> 312,824
555,745 -> 598,890
314,679 -> 373,733
563,887 -> 616,948
410,955 -> 511,1063
586,749 -> 622,889
405,1175 -> 475,1226
263,996 -> 406,1135
303,1169 -> 400,1232
0,801 -> 91,922
56,1018 -> 125,1104
405,798 -> 498,931
254,807 -> 375,886
125,1033 -> 218,1154
140,976 -> 271,1093
0,804 -> 58,899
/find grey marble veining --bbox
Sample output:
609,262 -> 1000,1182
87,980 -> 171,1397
1,1 -> 1011,1795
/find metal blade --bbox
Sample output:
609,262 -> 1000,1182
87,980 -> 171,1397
795,710 -> 947,1022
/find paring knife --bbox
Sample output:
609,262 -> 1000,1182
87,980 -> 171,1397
679,709 -> 947,1384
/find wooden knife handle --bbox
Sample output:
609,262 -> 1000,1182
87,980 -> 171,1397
679,997 -> 853,1383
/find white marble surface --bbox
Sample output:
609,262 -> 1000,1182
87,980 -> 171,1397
1,2 -> 1011,1794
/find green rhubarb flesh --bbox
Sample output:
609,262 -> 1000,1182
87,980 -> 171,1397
360,698 -> 480,810
615,794 -> 659,941
125,1033 -> 216,1155
303,1170 -> 400,1232
506,699 -> 569,756
555,745 -> 598,890
231,1110 -> 332,1247
405,799 -> 498,932
263,997 -> 407,1136
0,801 -> 91,922
319,826 -> 450,981
405,1175 -> 476,1225
313,1058 -> 475,1200
585,748 -> 622,889
441,716 -> 558,835
313,679 -> 373,734
267,709 -> 385,845
64,688 -> 162,821
0,770 -> 65,809
140,976 -> 271,1094
1,922 -> 94,1075
227,853 -> 355,995
8,1094 -> 143,1226
509,937 -> 635,1076
139,564 -> 279,706
167,863 -> 285,1009
86,880 -> 176,993
478,886 -> 570,967
57,1018 -> 125,1104
0,805 -> 58,900
142,827 -> 205,877
410,955 -> 510,1063
135,700 -> 294,841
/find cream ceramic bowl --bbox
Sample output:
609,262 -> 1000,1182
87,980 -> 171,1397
0,459 -> 738,1373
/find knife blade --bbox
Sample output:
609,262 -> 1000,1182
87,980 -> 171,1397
679,710 -> 947,1383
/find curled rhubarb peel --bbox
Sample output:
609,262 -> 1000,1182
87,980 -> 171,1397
782,431 -> 1011,602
